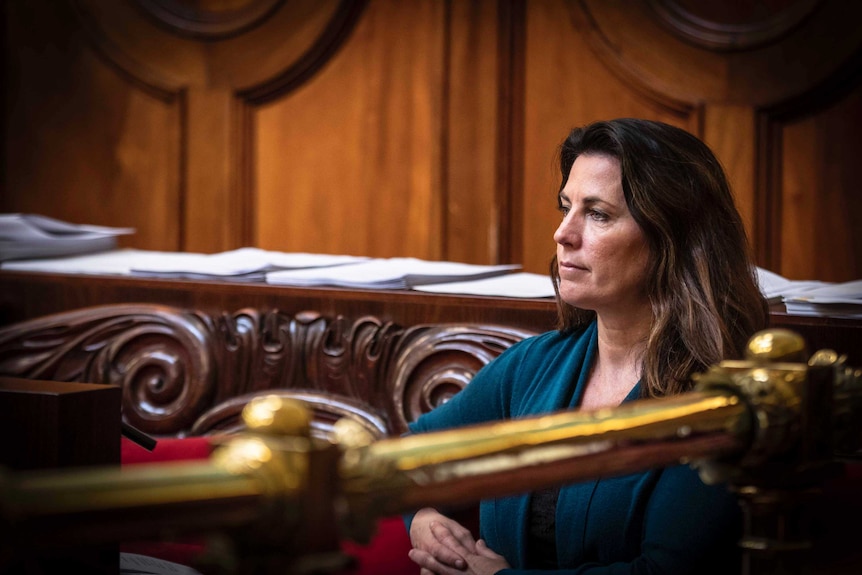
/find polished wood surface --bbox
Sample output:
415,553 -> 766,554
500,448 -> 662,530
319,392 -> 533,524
4,1 -> 861,280
0,270 -> 558,331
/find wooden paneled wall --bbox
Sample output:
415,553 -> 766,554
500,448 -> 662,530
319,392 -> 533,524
4,0 -> 862,280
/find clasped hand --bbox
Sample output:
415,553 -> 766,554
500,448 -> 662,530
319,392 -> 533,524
408,507 -> 510,575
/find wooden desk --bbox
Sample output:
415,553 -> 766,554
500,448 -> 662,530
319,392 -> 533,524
1,270 -> 861,439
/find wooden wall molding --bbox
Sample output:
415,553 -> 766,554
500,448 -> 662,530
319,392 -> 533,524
494,0 -> 526,264
4,0 -> 861,282
645,0 -> 823,52
238,0 -> 368,105
0,304 -> 535,437
69,0 -> 366,94
570,0 -> 862,108
65,0 -> 368,253
565,0 -> 702,115
134,0 -> 287,41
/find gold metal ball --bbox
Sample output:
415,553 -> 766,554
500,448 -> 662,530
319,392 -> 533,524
745,328 -> 808,363
241,395 -> 312,436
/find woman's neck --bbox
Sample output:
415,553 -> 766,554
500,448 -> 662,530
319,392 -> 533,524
580,311 -> 651,410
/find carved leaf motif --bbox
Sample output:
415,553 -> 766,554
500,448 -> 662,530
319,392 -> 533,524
0,305 -> 535,437
388,325 -> 537,433
0,304 -> 215,434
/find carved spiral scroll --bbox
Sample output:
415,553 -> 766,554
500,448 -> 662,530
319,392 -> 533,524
0,305 -> 536,438
0,304 -> 216,435
388,325 -> 537,433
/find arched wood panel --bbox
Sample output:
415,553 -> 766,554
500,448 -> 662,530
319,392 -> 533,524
3,0 -> 862,282
254,0 -> 446,259
519,0 -> 862,278
4,0 -> 182,251
3,0 -> 367,254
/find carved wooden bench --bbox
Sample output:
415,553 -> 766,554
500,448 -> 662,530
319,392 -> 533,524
0,304 -> 536,439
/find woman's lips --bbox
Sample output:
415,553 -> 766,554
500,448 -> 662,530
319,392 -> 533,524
558,261 -> 587,278
559,260 -> 586,271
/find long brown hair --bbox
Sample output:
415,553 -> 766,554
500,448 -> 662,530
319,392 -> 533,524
551,118 -> 769,397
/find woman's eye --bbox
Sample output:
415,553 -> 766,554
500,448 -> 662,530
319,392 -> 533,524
587,209 -> 608,221
558,205 -> 570,217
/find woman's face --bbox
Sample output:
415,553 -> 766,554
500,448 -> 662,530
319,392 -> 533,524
554,153 -> 650,317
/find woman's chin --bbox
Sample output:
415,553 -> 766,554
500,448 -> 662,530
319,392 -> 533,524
559,288 -> 589,309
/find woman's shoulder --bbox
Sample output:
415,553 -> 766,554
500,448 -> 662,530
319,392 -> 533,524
483,323 -> 596,379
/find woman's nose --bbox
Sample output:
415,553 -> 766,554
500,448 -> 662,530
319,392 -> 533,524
554,214 -> 579,246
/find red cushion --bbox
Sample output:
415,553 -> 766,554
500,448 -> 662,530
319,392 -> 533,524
121,436 -> 214,465
338,516 -> 418,575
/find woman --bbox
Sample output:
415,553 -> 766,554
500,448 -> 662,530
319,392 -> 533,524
406,118 -> 769,574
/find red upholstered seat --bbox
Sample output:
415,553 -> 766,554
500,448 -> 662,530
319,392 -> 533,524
120,437 -> 418,574
122,435 -> 214,464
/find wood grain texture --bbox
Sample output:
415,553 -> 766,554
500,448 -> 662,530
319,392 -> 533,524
4,0 -> 182,250
703,105 -> 757,241
445,0 -> 502,264
254,0 -> 445,259
3,0 -> 862,279
780,89 -> 862,281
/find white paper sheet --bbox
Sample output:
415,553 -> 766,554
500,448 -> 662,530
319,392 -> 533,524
265,257 -> 521,289
412,272 -> 555,298
129,247 -> 370,279
1,249 -> 176,275
120,552 -> 202,574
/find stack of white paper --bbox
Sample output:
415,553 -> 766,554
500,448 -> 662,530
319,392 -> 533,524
782,279 -> 862,318
756,267 -> 862,318
1,247 -> 371,281
121,552 -> 202,575
0,213 -> 135,261
128,247 -> 370,282
756,267 -> 831,304
265,257 -> 521,289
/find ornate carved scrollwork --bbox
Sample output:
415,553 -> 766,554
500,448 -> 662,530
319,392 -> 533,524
0,304 -> 536,437
387,324 -> 537,432
0,304 -> 216,435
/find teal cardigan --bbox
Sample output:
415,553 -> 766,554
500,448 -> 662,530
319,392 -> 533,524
407,321 -> 741,574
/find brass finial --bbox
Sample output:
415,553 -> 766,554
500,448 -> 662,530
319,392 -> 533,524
745,328 -> 808,363
242,395 -> 312,436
